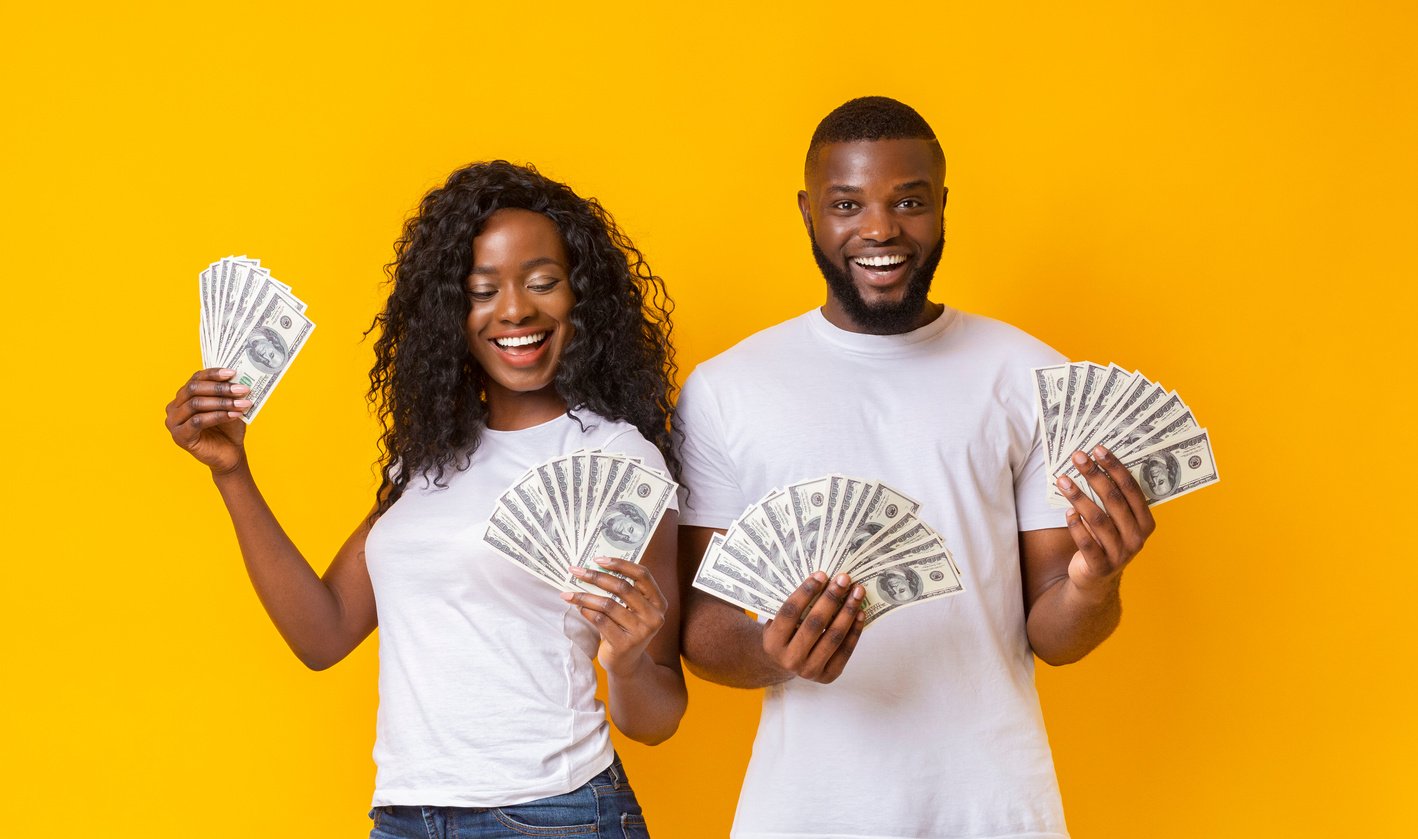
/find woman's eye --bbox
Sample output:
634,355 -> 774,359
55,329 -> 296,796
529,279 -> 563,293
467,289 -> 496,301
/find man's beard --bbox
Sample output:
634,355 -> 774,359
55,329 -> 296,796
810,230 -> 944,335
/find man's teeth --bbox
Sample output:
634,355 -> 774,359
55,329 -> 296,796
494,332 -> 547,348
853,255 -> 907,268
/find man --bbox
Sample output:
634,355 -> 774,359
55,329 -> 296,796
675,97 -> 1157,838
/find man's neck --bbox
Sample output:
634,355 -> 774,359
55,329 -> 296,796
820,298 -> 945,335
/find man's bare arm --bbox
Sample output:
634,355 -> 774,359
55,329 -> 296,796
1022,445 -> 1156,665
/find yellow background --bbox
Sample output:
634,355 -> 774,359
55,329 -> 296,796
5,2 -> 1414,836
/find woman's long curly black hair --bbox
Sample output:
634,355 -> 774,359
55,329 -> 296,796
368,161 -> 678,515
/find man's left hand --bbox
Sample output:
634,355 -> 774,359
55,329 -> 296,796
1054,444 -> 1157,595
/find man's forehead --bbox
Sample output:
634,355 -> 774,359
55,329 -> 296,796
808,138 -> 944,193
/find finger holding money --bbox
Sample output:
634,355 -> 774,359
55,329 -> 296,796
763,572 -> 865,684
1055,445 -> 1155,587
564,557 -> 669,677
165,368 -> 253,473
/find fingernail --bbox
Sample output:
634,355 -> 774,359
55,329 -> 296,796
231,384 -> 251,395
1093,445 -> 1109,459
560,591 -> 575,602
233,399 -> 253,409
595,557 -> 614,566
1072,451 -> 1089,466
835,574 -> 850,587
227,411 -> 242,418
219,369 -> 236,377
568,566 -> 589,577
1057,475 -> 1075,491
811,572 -> 828,583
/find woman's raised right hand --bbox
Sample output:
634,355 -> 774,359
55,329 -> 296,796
165,368 -> 253,474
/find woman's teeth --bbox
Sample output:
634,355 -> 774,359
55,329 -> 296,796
494,332 -> 547,348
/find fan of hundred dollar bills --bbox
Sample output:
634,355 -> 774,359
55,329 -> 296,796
482,450 -> 678,593
693,477 -> 965,628
199,255 -> 315,422
1032,362 -> 1220,507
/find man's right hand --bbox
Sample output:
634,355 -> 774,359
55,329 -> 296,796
762,572 -> 865,684
165,368 -> 252,475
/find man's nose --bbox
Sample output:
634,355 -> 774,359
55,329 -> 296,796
857,205 -> 900,243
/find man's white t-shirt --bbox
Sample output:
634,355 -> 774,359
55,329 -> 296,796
675,307 -> 1070,839
363,412 -> 673,807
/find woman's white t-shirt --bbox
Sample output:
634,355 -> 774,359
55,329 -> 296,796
363,411 -> 673,807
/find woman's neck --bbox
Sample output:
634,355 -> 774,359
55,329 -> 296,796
484,383 -> 567,431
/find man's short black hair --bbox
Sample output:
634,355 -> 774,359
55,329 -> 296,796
806,96 -> 944,176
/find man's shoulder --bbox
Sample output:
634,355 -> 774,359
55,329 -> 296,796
953,310 -> 1066,368
689,310 -> 817,380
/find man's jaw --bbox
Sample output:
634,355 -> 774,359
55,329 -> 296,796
812,236 -> 942,334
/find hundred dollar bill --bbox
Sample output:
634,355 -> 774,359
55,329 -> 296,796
1123,429 -> 1219,506
1059,403 -> 1200,494
1065,364 -> 1132,459
857,541 -> 965,626
507,472 -> 567,564
838,482 -> 921,572
823,476 -> 874,574
485,506 -> 572,590
1069,372 -> 1149,463
548,456 -> 577,548
1032,364 -> 1069,468
717,525 -> 795,599
734,501 -> 800,593
786,477 -> 830,574
575,462 -> 675,569
693,535 -> 783,616
568,450 -> 588,545
851,522 -> 957,580
822,478 -> 876,571
217,288 -> 315,422
1089,385 -> 1171,461
845,516 -> 935,577
761,489 -> 809,584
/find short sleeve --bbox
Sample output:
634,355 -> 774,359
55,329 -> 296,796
672,370 -> 745,529
601,426 -> 679,512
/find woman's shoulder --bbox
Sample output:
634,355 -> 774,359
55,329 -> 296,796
570,411 -> 666,469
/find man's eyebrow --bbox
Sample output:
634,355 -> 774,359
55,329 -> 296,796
825,184 -> 864,195
893,180 -> 933,192
468,256 -> 566,277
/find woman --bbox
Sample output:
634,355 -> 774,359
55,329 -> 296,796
165,161 -> 685,838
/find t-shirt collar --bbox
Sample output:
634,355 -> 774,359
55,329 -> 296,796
804,304 -> 958,357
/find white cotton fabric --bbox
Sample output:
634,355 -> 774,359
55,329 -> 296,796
674,307 -> 1070,839
363,412 -> 673,807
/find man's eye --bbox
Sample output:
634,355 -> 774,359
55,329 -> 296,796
898,199 -> 923,208
832,201 -> 858,211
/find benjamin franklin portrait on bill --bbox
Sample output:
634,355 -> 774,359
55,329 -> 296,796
244,326 -> 289,375
876,568 -> 923,605
602,501 -> 650,549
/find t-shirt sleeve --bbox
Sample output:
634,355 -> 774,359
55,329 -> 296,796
672,369 -> 745,529
601,426 -> 679,512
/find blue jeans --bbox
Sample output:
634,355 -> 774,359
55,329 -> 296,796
368,758 -> 650,838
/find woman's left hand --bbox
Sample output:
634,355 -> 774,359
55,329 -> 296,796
563,558 -> 668,678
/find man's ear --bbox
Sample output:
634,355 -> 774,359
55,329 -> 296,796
797,190 -> 813,234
